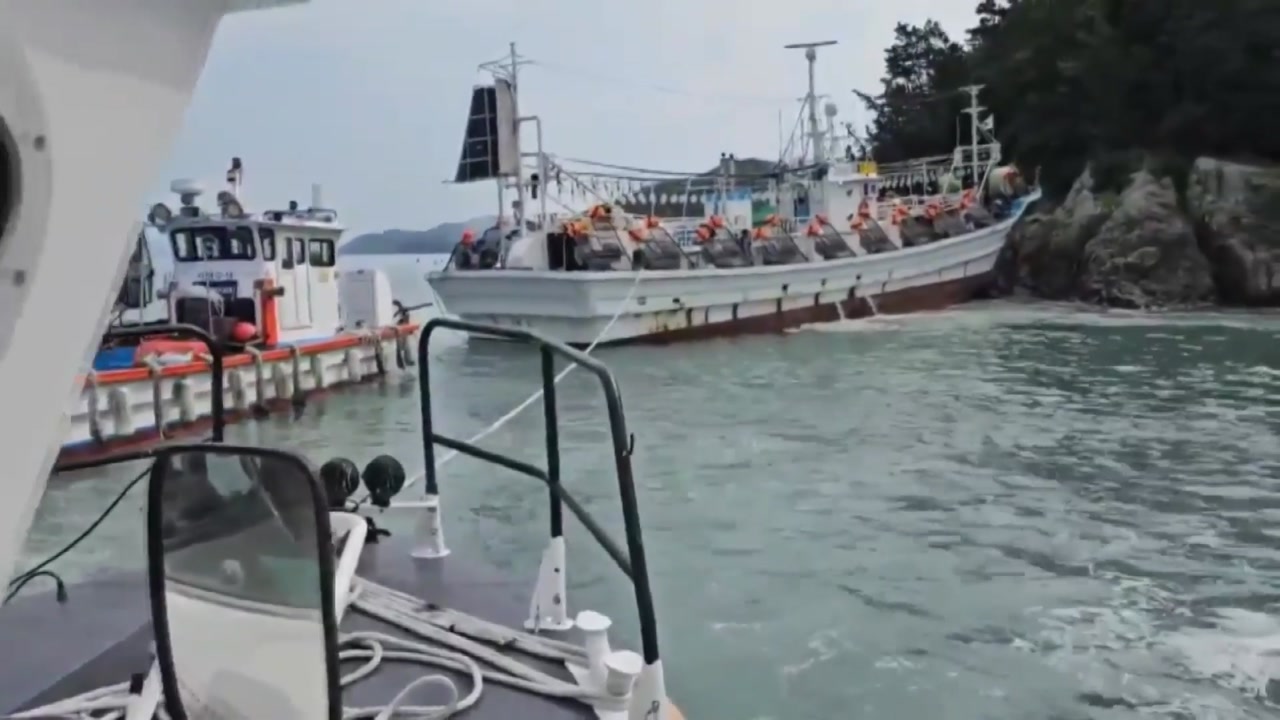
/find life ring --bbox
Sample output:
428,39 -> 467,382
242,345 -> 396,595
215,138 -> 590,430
135,338 -> 207,364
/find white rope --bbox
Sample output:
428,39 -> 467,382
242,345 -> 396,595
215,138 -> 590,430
6,578 -> 611,720
396,257 -> 646,497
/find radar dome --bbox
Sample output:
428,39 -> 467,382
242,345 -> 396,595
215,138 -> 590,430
169,178 -> 204,197
823,102 -> 838,118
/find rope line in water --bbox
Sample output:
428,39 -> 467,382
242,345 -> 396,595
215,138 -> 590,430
392,228 -> 649,498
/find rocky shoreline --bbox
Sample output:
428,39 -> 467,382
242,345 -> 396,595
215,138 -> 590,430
992,157 -> 1280,309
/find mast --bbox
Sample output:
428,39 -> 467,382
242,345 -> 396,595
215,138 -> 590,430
478,44 -> 541,238
960,84 -> 986,177
784,40 -> 836,164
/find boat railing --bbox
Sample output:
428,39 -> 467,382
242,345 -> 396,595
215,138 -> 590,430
53,323 -> 226,474
415,317 -> 661,666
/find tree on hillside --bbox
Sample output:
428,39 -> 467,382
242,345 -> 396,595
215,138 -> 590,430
855,21 -> 969,164
860,0 -> 1280,196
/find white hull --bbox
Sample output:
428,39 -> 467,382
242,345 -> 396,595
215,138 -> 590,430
61,329 -> 412,464
429,211 -> 1026,345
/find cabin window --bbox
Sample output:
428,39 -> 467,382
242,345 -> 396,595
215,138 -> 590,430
227,226 -> 257,260
171,230 -> 200,262
260,227 -> 276,260
308,238 -> 335,267
292,238 -> 307,265
170,226 -> 256,262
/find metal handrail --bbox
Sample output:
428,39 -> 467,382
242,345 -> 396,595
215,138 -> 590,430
416,317 -> 661,665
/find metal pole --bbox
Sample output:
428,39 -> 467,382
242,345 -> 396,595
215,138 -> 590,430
783,41 -> 837,165
509,42 -> 527,237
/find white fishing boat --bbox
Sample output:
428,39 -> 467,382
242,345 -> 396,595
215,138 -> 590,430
1,7 -> 682,720
429,43 -> 1040,346
61,164 -> 418,467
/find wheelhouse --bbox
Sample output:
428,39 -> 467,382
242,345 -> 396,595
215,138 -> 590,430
156,180 -> 344,346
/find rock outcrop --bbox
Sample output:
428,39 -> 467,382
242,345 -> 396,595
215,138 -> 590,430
993,156 -> 1280,308
1187,158 -> 1280,305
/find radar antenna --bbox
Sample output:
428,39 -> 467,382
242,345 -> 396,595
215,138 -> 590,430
783,40 -> 837,164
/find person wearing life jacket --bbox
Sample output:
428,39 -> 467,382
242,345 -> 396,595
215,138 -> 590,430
452,228 -> 476,269
856,199 -> 873,224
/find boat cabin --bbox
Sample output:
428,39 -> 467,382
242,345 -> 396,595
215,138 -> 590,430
148,177 -> 361,347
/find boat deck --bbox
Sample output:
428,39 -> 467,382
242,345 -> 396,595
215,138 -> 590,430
0,535 -> 593,719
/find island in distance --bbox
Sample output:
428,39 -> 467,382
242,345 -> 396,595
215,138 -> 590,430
338,216 -> 495,256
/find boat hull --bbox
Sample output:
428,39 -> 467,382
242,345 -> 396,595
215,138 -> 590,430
428,198 -> 1036,346
60,325 -> 418,467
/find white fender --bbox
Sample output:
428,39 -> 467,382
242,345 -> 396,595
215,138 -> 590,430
172,379 -> 196,423
107,387 -> 132,438
344,348 -> 362,382
310,354 -> 326,390
271,363 -> 291,400
227,368 -> 248,411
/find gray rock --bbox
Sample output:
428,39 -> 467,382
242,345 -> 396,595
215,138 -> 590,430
1077,170 -> 1214,308
993,168 -> 1107,299
1186,157 -> 1280,305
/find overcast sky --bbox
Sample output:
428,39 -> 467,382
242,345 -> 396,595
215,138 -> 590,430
155,0 -> 980,235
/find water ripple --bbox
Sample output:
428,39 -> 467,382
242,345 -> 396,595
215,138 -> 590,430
22,300 -> 1280,720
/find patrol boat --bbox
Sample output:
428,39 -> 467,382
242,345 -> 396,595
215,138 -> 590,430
66,164 -> 418,467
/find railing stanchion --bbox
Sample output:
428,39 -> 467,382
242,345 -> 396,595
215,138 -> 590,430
541,346 -> 564,541
419,317 -> 663,668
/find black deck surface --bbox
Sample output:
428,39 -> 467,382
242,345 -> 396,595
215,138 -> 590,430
0,537 -> 593,718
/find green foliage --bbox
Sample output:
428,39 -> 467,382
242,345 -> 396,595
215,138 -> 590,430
859,0 -> 1280,199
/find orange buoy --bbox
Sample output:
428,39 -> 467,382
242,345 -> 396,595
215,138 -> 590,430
230,322 -> 258,343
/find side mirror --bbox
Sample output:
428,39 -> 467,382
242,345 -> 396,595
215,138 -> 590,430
146,444 -> 341,720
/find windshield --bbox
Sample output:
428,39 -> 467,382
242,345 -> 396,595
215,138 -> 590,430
171,226 -> 258,262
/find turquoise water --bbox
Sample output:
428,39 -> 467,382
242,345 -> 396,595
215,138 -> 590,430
21,285 -> 1280,720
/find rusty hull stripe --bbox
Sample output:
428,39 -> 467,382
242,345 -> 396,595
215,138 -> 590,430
604,272 -> 991,346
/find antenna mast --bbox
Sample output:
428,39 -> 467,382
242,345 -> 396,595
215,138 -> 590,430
479,43 -> 535,231
784,40 -> 837,164
959,84 -> 986,177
